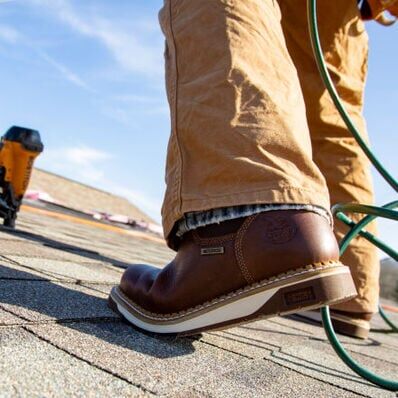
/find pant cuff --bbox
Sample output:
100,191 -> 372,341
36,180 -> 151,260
176,203 -> 332,238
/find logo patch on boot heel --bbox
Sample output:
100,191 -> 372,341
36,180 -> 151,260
284,287 -> 315,306
265,216 -> 297,244
201,247 -> 225,255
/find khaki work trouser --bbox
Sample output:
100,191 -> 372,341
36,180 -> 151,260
159,0 -> 379,313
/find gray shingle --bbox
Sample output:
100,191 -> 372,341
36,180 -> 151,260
0,327 -> 145,397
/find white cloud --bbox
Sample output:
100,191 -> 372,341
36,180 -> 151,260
106,185 -> 162,223
0,23 -> 92,91
64,146 -> 112,165
37,145 -> 161,222
25,0 -> 163,78
40,145 -> 113,183
37,50 -> 92,91
0,24 -> 21,44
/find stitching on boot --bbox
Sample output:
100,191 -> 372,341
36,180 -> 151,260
235,214 -> 257,284
116,261 -> 345,321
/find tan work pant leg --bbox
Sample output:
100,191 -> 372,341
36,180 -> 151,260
159,0 -> 330,243
280,0 -> 379,313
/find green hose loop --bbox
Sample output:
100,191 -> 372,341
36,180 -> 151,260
337,212 -> 398,260
307,0 -> 398,193
379,305 -> 398,332
307,0 -> 398,390
321,307 -> 398,391
333,201 -> 398,259
333,203 -> 398,333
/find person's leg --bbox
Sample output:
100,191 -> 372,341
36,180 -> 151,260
108,0 -> 357,335
159,0 -> 332,246
280,0 -> 378,338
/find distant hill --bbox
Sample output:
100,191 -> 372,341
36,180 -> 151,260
380,257 -> 398,302
28,168 -> 155,224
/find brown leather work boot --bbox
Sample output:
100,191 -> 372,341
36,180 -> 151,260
108,210 -> 357,335
293,309 -> 372,339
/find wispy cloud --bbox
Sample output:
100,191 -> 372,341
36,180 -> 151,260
37,50 -> 93,91
0,23 -> 92,91
1,1 -> 166,121
0,24 -> 21,44
41,145 -> 113,183
106,185 -> 162,222
98,91 -> 169,126
37,145 -> 161,221
64,146 -> 112,165
25,0 -> 163,79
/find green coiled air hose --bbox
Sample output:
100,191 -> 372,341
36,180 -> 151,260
307,0 -> 398,391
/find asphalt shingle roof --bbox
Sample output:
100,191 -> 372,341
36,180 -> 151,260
0,209 -> 397,397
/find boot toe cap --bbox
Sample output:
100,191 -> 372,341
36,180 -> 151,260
120,264 -> 160,301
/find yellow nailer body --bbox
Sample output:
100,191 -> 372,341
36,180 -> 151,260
0,126 -> 44,227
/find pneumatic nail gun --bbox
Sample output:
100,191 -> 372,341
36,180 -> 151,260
0,126 -> 44,228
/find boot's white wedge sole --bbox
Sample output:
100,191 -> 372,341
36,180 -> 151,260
108,263 -> 357,336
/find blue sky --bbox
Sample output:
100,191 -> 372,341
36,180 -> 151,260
0,0 -> 396,253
